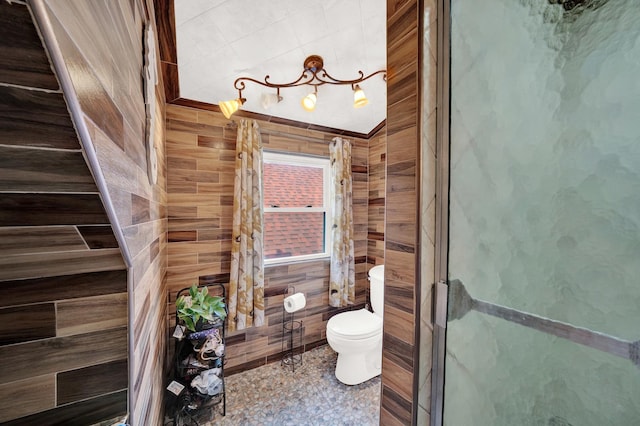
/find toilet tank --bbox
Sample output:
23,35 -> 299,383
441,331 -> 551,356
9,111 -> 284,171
368,265 -> 384,317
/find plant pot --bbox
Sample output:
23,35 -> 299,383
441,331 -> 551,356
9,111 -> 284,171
195,317 -> 222,332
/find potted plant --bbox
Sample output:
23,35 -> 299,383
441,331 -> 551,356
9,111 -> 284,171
176,285 -> 227,332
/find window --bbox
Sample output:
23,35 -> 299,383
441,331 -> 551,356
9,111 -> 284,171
263,152 -> 331,264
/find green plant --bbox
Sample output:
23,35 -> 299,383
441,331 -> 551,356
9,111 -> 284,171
176,285 -> 227,332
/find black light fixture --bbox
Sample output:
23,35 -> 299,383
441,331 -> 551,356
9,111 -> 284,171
219,55 -> 386,119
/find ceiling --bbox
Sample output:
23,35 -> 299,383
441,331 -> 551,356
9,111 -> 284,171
174,0 -> 387,135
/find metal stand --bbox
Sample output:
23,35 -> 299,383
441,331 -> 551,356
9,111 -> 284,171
281,286 -> 303,371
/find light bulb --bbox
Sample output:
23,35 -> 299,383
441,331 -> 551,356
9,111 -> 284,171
219,98 -> 244,119
353,85 -> 368,108
301,92 -> 317,111
260,93 -> 282,110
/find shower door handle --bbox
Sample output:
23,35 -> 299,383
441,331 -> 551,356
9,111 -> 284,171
447,279 -> 640,369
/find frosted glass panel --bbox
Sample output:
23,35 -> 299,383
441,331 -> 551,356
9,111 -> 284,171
446,312 -> 640,426
445,0 -> 640,424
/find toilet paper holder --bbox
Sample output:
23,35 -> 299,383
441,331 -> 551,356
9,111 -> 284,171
281,285 -> 303,371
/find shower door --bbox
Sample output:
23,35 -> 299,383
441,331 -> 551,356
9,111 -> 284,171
440,1 -> 640,425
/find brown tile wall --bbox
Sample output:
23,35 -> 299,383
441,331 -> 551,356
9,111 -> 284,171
41,1 -> 169,425
166,104 -> 373,372
0,1 -> 130,424
368,130 -> 387,267
381,0 -> 431,424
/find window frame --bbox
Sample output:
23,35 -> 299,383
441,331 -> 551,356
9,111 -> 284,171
262,151 -> 332,265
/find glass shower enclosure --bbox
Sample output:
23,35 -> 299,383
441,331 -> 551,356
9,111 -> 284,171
439,1 -> 640,424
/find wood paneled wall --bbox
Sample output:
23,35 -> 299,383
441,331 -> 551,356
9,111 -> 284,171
368,130 -> 387,267
166,104 -> 376,372
40,1 -> 169,425
382,0 -> 431,424
0,1 -> 128,424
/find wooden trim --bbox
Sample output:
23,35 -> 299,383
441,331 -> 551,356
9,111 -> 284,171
431,0 -> 451,424
413,0 -> 425,422
366,120 -> 387,139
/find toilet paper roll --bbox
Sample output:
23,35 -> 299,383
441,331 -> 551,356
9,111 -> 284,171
284,293 -> 306,313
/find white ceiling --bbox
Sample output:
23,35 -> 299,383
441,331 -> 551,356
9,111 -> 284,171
174,0 -> 387,135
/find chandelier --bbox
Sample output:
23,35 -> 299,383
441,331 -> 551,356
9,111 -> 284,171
219,55 -> 386,119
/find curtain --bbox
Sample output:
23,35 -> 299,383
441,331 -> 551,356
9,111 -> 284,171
228,119 -> 265,331
329,137 -> 355,307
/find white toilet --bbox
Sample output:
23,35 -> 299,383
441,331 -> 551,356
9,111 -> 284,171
326,265 -> 384,385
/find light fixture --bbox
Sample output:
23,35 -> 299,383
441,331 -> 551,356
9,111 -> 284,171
260,92 -> 283,109
219,55 -> 386,118
301,88 -> 317,112
219,97 -> 245,119
353,85 -> 368,108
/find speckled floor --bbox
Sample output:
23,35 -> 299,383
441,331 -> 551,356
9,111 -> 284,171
204,345 -> 380,426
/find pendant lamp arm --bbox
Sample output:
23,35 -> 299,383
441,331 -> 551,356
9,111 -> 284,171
232,59 -> 386,92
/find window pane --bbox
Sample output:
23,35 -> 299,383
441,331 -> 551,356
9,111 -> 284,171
264,212 -> 325,259
263,163 -> 324,208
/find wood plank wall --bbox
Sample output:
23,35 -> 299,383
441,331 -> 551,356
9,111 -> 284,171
0,1 -> 128,424
40,1 -> 169,425
382,0 -> 436,424
368,131 -> 387,267
166,104 -> 381,372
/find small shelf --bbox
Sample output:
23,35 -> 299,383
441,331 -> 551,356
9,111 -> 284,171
170,284 -> 227,425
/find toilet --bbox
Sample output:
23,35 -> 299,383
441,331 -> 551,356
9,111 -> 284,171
326,265 -> 384,385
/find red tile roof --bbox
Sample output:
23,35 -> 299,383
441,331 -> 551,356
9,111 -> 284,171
263,163 -> 325,259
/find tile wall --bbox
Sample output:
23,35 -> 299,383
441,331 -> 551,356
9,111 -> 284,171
381,0 -> 437,424
165,104 -> 384,372
41,1 -> 169,424
0,1 -> 129,424
368,130 -> 387,267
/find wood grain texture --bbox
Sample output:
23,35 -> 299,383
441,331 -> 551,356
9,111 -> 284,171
382,0 -> 422,423
41,2 -> 168,421
0,304 -> 56,345
166,108 -> 369,369
2,389 -> 127,426
0,248 -> 125,281
0,1 -> 166,424
77,225 -> 119,249
46,9 -> 124,148
161,60 -> 180,103
0,374 -> 55,423
0,193 -> 109,227
381,383 -> 413,425
0,327 -> 127,384
0,2 -> 58,90
368,131 -> 386,268
57,293 -> 128,337
131,194 -> 151,224
0,270 -> 127,307
0,86 -> 78,149
0,226 -> 87,256
154,0 -> 177,63
0,146 -> 97,193
57,358 -> 128,405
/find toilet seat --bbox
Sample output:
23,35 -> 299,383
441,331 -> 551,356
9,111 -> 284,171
327,309 -> 382,340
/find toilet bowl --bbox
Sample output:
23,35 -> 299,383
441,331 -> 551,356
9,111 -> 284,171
326,265 -> 384,385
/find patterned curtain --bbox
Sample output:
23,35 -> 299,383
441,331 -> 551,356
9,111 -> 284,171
329,137 -> 355,307
228,119 -> 265,331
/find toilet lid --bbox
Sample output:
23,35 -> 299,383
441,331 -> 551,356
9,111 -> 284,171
327,309 -> 382,339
